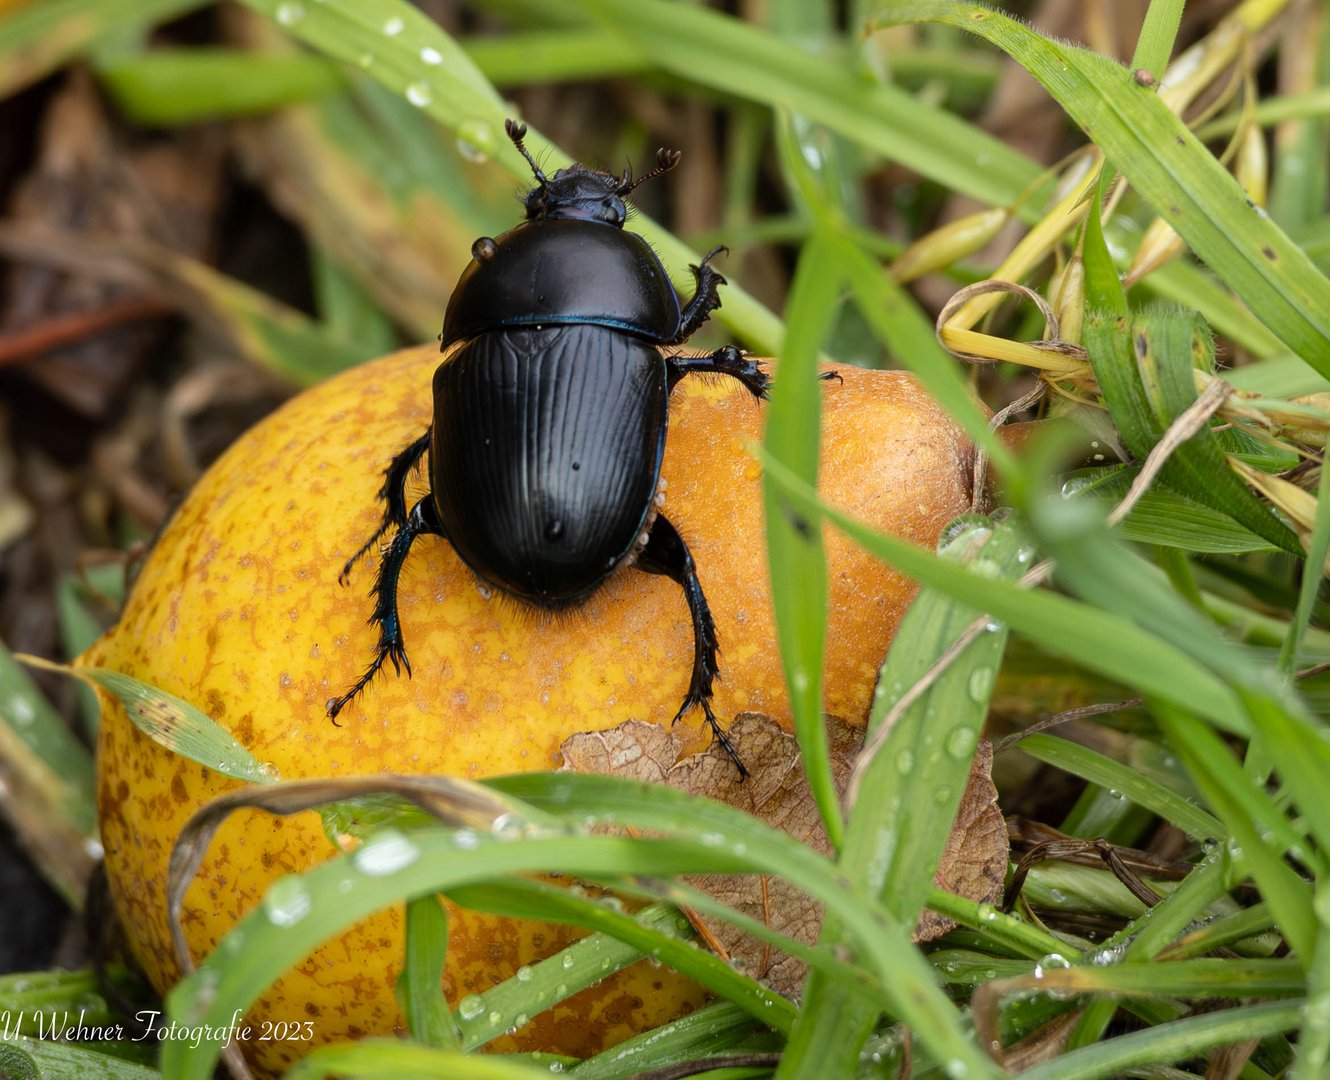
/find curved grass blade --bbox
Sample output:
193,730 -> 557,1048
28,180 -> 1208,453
27,657 -> 274,786
489,773 -> 1002,1078
1017,999 -> 1301,1080
874,0 -> 1330,378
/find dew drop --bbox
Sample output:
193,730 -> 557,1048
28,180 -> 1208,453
561,954 -> 576,970
420,46 -> 443,65
456,119 -> 495,163
967,666 -> 994,702
895,748 -> 916,775
383,15 -> 404,35
946,727 -> 977,759
1060,475 -> 1093,499
453,828 -> 480,850
515,965 -> 533,983
263,875 -> 312,927
405,81 -> 433,108
458,994 -> 485,1020
352,829 -> 420,876
274,0 -> 305,25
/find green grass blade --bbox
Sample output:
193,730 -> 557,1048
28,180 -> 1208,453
573,1001 -> 776,1080
875,0 -> 1330,378
1019,999 -> 1301,1080
97,48 -> 344,124
1082,308 -> 1300,551
1015,732 -> 1221,840
0,0 -> 203,97
1128,0 -> 1183,78
1280,445 -> 1330,675
399,896 -> 459,1049
572,0 -> 1042,210
2,648 -> 95,812
836,234 -> 1013,471
1292,881 -> 1330,1077
764,229 -> 842,845
491,773 -> 1000,1078
285,1042 -> 550,1079
756,452 -> 1248,733
780,513 -> 1024,1079
446,885 -> 796,1034
1152,700 -> 1317,962
60,663 -> 275,787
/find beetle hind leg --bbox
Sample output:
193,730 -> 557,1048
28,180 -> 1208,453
328,497 -> 444,721
339,428 -> 432,584
635,514 -> 747,779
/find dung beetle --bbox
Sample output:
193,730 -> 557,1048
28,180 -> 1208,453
330,119 -> 768,775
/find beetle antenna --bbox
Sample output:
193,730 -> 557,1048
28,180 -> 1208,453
622,148 -> 681,194
505,119 -> 547,186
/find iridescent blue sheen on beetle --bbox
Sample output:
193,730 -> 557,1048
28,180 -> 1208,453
330,120 -> 768,774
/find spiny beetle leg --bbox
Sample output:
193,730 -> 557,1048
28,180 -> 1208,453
635,514 -> 748,779
667,346 -> 769,401
328,497 -> 443,722
672,245 -> 728,343
339,429 -> 432,584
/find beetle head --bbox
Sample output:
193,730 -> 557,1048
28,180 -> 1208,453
505,119 -> 681,227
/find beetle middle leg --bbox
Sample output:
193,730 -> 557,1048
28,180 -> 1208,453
635,514 -> 747,779
339,428 -> 432,584
667,346 -> 769,401
328,496 -> 444,721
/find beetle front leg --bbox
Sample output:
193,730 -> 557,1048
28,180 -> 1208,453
635,514 -> 747,779
672,245 -> 728,343
667,346 -> 769,401
328,496 -> 444,721
339,428 -> 432,584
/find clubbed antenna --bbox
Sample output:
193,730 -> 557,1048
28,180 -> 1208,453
505,119 -> 547,186
621,148 -> 682,195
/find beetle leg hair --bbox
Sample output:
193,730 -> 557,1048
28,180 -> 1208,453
328,497 -> 444,722
666,346 -> 769,401
339,429 -> 432,585
672,245 -> 728,343
635,514 -> 747,779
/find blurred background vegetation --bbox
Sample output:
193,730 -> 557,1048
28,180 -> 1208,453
3,0 -> 1330,1076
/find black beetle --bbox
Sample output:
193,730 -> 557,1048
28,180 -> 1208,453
330,119 -> 768,775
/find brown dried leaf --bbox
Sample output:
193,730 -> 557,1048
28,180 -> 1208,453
561,715 -> 1007,996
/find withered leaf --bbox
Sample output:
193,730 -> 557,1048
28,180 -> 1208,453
561,715 -> 1007,997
